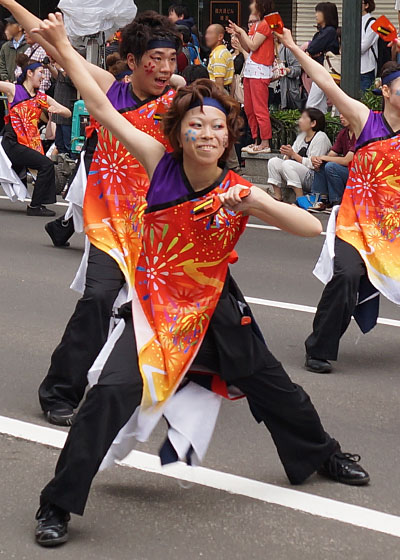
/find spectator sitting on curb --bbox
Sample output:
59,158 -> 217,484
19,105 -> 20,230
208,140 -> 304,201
308,113 -> 355,213
267,108 -> 331,201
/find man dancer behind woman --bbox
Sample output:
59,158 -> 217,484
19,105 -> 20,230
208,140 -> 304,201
275,27 -> 400,373
32,12 -> 369,548
0,0 -> 183,426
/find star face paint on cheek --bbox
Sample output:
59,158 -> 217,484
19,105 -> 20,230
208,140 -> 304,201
185,129 -> 197,142
395,89 -> 400,96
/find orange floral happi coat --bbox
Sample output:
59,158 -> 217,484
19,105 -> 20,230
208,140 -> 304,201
7,89 -> 49,154
83,88 -> 175,286
336,133 -> 400,304
132,171 -> 251,436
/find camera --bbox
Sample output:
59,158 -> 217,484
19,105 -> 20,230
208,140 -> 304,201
42,56 -> 50,66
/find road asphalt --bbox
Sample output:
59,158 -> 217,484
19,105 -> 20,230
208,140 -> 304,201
1,197 -> 400,560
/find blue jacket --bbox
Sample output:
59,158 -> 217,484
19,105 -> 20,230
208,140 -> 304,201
307,26 -> 339,64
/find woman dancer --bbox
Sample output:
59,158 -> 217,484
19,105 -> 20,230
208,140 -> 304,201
272,29 -> 400,373
32,14 -> 369,548
0,53 -> 70,216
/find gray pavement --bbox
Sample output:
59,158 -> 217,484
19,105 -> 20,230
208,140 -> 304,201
1,197 -> 400,559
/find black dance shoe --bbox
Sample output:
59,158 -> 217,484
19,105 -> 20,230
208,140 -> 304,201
45,218 -> 74,247
45,407 -> 76,427
27,205 -> 56,217
35,502 -> 70,547
305,355 -> 332,374
319,451 -> 370,486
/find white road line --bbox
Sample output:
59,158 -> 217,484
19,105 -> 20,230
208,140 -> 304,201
1,414 -> 400,538
245,296 -> 400,328
0,195 -> 69,207
246,223 -> 327,236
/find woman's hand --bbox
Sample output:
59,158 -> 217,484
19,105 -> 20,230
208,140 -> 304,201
227,21 -> 243,36
311,156 -> 323,169
219,185 -> 252,213
280,145 -> 295,158
273,27 -> 296,50
231,35 -> 242,51
31,12 -> 70,49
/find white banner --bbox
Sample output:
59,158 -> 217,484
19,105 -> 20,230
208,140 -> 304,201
58,0 -> 137,43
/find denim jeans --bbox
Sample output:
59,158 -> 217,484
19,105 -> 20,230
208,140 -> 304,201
312,162 -> 349,204
55,124 -> 72,156
360,69 -> 375,93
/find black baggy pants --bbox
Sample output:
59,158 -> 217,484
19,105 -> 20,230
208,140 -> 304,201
305,237 -> 367,361
41,304 -> 337,516
2,137 -> 56,207
38,244 -> 125,412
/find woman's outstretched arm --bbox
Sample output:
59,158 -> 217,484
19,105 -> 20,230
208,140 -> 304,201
33,14 -> 166,179
277,28 -> 370,138
220,185 -> 323,238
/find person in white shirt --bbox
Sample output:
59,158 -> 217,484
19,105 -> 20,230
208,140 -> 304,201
267,108 -> 331,200
361,0 -> 378,92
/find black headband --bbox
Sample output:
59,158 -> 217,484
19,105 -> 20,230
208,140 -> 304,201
147,39 -> 177,51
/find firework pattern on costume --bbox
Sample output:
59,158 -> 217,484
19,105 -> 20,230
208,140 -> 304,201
336,133 -> 400,297
83,89 -> 175,286
134,171 -> 251,412
8,92 -> 49,154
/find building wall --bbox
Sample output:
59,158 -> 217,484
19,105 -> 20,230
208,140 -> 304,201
295,0 -> 399,44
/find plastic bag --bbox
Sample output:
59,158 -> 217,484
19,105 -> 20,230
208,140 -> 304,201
58,0 -> 137,43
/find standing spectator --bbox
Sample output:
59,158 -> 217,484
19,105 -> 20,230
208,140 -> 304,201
0,15 -> 26,81
309,114 -> 355,211
168,4 -> 200,50
227,0 -> 275,154
361,1 -> 378,92
276,35 -> 303,110
15,31 -> 51,92
306,2 -> 339,114
0,21 -> 7,49
267,108 -> 331,200
176,25 -> 191,73
205,23 -> 240,171
205,24 -> 234,92
46,59 -> 77,157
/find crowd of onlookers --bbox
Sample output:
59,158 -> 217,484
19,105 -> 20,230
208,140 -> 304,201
0,1 -> 399,214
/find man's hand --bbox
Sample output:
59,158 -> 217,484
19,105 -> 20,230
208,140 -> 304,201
31,12 -> 70,50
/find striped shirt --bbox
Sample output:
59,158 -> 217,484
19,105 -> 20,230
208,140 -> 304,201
208,44 -> 234,86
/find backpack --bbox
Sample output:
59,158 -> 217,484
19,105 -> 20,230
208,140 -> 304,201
182,42 -> 203,66
365,17 -> 392,75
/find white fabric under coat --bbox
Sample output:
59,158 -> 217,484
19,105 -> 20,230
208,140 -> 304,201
0,139 -> 28,202
87,318 -> 223,471
65,149 -> 87,233
313,204 -> 340,284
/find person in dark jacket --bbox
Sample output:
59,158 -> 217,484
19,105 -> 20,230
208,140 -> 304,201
0,15 -> 27,81
306,2 -> 339,113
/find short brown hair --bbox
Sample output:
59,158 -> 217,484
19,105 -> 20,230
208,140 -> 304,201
254,0 -> 275,18
364,0 -> 375,13
163,78 -> 243,161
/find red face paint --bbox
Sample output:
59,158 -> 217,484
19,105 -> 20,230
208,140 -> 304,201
144,62 -> 156,74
